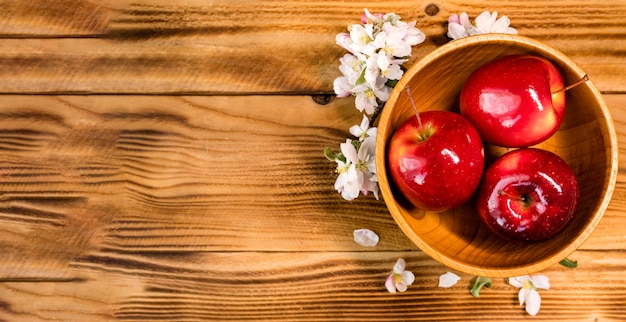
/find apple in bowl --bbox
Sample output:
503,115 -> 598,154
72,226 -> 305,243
459,54 -> 567,148
386,110 -> 484,212
476,148 -> 579,241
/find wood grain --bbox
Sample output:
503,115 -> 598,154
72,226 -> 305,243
0,250 -> 625,321
0,92 -> 624,321
0,0 -> 625,320
0,95 -> 624,277
0,0 -> 624,94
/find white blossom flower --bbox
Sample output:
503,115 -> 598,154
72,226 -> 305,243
349,115 -> 377,142
333,136 -> 378,201
438,272 -> 461,288
354,86 -> 379,115
348,23 -> 375,56
338,54 -> 365,85
385,258 -> 415,293
447,11 -> 517,40
509,275 -> 550,316
447,13 -> 473,39
353,79 -> 390,115
353,228 -> 379,246
474,11 -> 517,35
402,20 -> 427,46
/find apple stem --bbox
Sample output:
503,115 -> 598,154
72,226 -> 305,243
405,86 -> 423,130
498,189 -> 528,203
552,74 -> 589,94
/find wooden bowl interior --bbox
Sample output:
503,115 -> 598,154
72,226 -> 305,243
376,35 -> 617,277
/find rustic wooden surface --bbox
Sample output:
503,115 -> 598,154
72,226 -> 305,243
0,0 -> 625,321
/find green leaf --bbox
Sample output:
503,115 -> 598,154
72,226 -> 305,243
559,258 -> 578,268
324,147 -> 338,161
355,68 -> 367,86
386,79 -> 398,88
325,147 -> 346,163
470,276 -> 492,298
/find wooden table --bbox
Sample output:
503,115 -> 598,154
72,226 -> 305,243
0,1 -> 624,321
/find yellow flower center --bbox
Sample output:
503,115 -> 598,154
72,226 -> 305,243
523,280 -> 534,290
393,273 -> 404,283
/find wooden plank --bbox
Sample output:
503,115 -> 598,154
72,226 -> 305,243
0,94 -> 624,280
0,0 -> 624,94
0,250 -> 625,321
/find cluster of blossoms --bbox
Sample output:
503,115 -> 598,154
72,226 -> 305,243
328,9 -> 425,201
333,9 -> 426,115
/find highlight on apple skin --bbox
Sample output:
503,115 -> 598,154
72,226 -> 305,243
476,148 -> 579,241
387,110 -> 485,212
459,54 -> 566,148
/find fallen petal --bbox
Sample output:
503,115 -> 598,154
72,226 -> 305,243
438,272 -> 461,288
353,229 -> 379,246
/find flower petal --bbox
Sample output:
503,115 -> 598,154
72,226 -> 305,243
459,12 -> 472,28
525,289 -> 542,316
336,33 -> 354,53
447,23 -> 468,40
395,281 -> 408,292
474,11 -> 494,33
518,288 -> 527,306
340,139 -> 358,164
353,228 -> 379,246
355,92 -> 378,115
438,272 -> 461,288
448,14 -> 460,24
333,77 -> 352,97
401,270 -> 415,286
349,115 -> 370,139
392,258 -> 406,274
508,275 -> 529,288
491,16 -> 511,33
531,275 -> 550,290
336,164 -> 362,200
385,275 -> 396,293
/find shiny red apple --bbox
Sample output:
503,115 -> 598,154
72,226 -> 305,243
387,110 -> 484,212
477,148 -> 579,241
460,54 -> 565,147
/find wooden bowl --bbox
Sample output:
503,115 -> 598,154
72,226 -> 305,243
376,34 -> 618,277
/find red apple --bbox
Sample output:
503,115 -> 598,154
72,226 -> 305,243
387,111 -> 484,212
477,148 -> 579,241
459,54 -> 565,147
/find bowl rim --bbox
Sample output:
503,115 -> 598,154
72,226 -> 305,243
375,33 -> 619,277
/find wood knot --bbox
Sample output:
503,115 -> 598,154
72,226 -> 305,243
311,94 -> 332,105
425,3 -> 440,16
